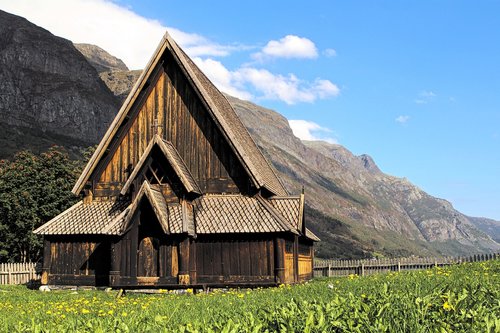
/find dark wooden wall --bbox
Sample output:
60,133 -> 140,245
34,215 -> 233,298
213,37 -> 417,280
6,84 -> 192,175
92,50 -> 252,198
46,236 -> 110,286
195,235 -> 275,284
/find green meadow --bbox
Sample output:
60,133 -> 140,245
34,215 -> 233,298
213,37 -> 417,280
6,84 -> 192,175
1,260 -> 499,332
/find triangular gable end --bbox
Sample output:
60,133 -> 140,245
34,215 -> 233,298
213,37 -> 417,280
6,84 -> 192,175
120,135 -> 201,196
121,180 -> 170,234
72,31 -> 287,197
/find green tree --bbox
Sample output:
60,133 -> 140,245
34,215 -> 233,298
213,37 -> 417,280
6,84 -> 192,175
0,147 -> 84,262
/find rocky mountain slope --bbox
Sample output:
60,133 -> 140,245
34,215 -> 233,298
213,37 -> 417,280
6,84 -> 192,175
468,217 -> 500,243
73,43 -> 128,73
2,9 -> 498,258
0,10 -> 120,158
227,97 -> 500,257
73,43 -> 142,101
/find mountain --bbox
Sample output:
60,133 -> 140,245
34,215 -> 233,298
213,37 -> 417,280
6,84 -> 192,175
0,10 -> 120,158
73,43 -> 128,73
73,43 -> 142,101
468,217 -> 500,243
226,97 -> 500,257
1,9 -> 498,258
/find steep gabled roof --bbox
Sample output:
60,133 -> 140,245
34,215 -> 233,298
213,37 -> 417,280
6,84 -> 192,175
72,31 -> 287,196
121,181 -> 195,236
120,135 -> 201,195
122,181 -> 170,234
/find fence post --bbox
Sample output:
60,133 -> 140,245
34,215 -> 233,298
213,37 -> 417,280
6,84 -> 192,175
328,264 -> 331,277
361,263 -> 365,277
398,261 -> 401,272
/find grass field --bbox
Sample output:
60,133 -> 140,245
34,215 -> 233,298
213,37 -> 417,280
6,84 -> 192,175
1,260 -> 499,332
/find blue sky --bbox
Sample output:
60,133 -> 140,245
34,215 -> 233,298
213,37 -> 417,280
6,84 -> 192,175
1,0 -> 499,220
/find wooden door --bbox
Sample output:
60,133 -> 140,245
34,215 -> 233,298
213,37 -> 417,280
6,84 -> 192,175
137,236 -> 159,277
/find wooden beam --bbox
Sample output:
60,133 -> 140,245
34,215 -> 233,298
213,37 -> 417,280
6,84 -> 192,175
274,237 -> 285,284
41,238 -> 51,285
178,237 -> 190,285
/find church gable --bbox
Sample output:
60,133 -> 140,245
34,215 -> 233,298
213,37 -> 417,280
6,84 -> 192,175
74,32 -> 287,199
89,48 -> 254,198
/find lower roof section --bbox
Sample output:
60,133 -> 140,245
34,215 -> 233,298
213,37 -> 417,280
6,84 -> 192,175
33,199 -> 130,236
34,192 -> 319,241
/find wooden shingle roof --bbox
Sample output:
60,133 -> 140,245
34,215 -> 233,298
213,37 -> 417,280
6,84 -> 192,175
123,181 -> 170,234
193,195 -> 298,234
33,199 -> 129,235
73,31 -> 287,196
34,192 -> 309,237
269,197 -> 301,230
305,228 -> 320,242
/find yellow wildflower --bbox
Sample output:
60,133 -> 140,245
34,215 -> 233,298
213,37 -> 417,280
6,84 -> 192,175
443,301 -> 453,311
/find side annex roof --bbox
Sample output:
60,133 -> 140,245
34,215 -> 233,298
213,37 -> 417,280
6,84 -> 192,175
72,31 -> 287,197
33,199 -> 130,235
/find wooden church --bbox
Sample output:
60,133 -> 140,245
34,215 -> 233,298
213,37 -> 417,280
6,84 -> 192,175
34,31 -> 319,288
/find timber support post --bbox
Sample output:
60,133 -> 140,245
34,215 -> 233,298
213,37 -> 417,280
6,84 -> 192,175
41,238 -> 51,285
274,238 -> 285,284
109,239 -> 121,286
189,238 -> 197,285
178,237 -> 190,285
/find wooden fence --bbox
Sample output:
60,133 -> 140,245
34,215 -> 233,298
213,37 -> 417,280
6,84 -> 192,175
0,262 -> 41,285
313,253 -> 499,278
1,253 -> 499,284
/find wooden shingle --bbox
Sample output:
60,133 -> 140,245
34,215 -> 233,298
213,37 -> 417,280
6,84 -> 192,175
33,199 -> 129,235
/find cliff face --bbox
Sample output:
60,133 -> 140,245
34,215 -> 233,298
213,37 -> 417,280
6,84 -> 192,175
0,10 -> 120,157
73,43 -> 142,101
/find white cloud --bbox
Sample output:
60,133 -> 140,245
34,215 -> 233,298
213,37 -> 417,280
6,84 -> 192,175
192,57 -> 252,100
194,58 -> 339,104
395,115 -> 410,124
414,90 -> 437,104
253,35 -> 318,61
0,0 -> 340,105
288,120 -> 338,144
0,0 -> 240,69
420,90 -> 436,98
239,67 -> 339,104
324,48 -> 337,57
